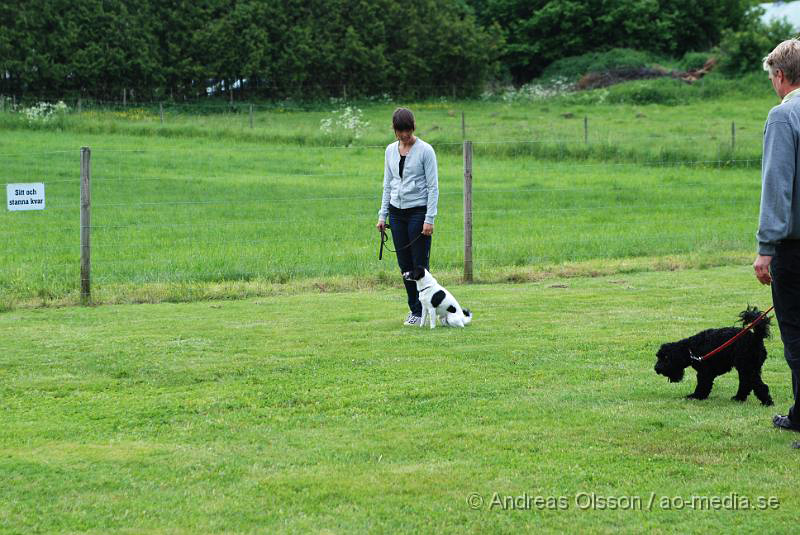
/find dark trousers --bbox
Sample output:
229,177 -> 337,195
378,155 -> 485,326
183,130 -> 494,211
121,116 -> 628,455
771,240 -> 800,423
389,205 -> 432,316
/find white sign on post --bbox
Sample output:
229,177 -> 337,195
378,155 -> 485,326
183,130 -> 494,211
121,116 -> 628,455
7,183 -> 45,211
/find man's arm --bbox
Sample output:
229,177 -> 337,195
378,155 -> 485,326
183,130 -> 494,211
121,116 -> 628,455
757,118 -> 796,255
753,115 -> 795,284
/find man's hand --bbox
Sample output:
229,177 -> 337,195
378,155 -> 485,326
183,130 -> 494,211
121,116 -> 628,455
422,223 -> 434,236
753,254 -> 773,285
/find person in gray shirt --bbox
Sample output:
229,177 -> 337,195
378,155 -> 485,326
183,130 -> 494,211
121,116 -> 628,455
754,39 -> 800,436
376,108 -> 439,325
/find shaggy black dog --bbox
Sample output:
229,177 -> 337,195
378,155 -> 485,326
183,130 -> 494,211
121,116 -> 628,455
654,306 -> 773,405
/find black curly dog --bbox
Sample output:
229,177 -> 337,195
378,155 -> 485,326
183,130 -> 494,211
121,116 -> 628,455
654,306 -> 773,405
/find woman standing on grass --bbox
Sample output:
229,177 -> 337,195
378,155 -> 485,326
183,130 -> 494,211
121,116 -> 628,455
376,107 -> 439,326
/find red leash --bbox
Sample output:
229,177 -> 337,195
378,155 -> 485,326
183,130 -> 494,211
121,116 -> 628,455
690,306 -> 775,362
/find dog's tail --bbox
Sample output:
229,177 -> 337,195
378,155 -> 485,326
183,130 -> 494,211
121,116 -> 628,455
462,307 -> 472,325
740,306 -> 771,339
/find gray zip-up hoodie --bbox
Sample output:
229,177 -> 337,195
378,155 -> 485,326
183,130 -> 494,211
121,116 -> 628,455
378,138 -> 439,225
757,95 -> 800,255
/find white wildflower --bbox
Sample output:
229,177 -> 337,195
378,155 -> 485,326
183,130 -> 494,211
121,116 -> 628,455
22,101 -> 69,124
319,106 -> 370,139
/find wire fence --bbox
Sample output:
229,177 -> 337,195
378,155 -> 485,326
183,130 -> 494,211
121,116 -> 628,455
0,136 -> 765,302
0,93 -> 767,158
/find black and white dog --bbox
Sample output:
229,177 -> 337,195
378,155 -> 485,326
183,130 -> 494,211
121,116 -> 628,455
404,267 -> 472,329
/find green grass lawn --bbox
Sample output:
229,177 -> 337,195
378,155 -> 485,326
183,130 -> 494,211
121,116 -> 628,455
2,83 -> 798,533
1,265 -> 795,534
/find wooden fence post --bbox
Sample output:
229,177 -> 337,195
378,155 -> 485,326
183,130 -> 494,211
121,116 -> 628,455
249,104 -> 253,128
160,102 -> 164,124
731,121 -> 736,154
461,111 -> 466,140
584,115 -> 588,144
123,88 -> 126,107
463,140 -> 473,283
80,147 -> 91,304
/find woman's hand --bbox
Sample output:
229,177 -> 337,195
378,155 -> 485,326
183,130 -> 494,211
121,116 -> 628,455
422,223 -> 434,236
376,220 -> 386,232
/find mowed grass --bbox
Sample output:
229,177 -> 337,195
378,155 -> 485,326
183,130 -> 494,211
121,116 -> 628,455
1,265 -> 796,534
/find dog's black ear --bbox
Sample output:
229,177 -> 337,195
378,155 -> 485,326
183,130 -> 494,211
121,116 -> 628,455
739,305 -> 762,326
740,305 -> 771,338
412,266 -> 426,280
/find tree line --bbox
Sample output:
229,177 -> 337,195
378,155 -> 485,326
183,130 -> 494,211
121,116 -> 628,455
0,0 -> 759,101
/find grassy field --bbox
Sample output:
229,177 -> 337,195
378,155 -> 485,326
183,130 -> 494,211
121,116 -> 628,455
1,265 -> 795,534
1,74 -> 776,153
2,80 -> 798,533
0,81 -> 780,306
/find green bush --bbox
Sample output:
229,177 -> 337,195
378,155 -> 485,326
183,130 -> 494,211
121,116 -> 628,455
540,48 -> 663,82
698,71 -> 769,98
595,72 -> 768,105
717,11 -> 797,77
604,78 -> 687,105
469,0 -> 755,82
678,51 -> 712,71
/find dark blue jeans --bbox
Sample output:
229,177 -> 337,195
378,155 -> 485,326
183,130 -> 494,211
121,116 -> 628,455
389,205 -> 432,316
771,240 -> 800,423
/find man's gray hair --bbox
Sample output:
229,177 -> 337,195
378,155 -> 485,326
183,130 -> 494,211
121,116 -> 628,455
763,39 -> 800,84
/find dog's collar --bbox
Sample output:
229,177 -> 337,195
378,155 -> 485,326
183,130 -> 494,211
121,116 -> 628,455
418,285 -> 432,292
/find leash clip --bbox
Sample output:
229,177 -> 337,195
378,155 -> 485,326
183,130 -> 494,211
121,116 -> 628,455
689,349 -> 701,363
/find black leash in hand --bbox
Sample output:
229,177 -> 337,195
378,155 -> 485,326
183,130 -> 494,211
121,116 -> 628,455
379,224 -> 424,260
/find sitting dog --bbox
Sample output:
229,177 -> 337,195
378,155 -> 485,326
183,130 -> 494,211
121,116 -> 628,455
404,267 -> 472,329
654,306 -> 773,405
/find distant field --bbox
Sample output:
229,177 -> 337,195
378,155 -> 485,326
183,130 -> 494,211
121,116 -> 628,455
0,87 -> 777,305
0,89 -> 774,157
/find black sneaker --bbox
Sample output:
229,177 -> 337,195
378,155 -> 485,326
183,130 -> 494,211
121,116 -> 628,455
773,415 -> 800,432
